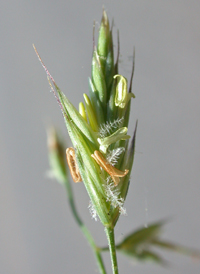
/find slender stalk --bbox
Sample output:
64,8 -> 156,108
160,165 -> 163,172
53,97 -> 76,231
105,227 -> 119,274
64,177 -> 107,274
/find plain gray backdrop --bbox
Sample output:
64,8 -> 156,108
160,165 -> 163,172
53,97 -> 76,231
0,0 -> 200,273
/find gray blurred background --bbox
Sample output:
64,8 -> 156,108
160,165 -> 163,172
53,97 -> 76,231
0,0 -> 200,273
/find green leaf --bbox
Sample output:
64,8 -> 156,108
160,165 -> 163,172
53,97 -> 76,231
113,219 -> 200,264
118,248 -> 166,265
152,239 -> 200,259
117,221 -> 164,251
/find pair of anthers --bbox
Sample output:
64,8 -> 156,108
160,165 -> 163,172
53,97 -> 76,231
66,148 -> 129,186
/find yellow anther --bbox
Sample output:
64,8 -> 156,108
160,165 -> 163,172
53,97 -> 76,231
91,150 -> 129,186
66,147 -> 82,183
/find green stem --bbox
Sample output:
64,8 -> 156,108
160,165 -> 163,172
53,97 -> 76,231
64,178 -> 106,274
105,227 -> 119,274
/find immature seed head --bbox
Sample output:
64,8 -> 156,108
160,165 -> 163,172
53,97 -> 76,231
35,10 -> 137,228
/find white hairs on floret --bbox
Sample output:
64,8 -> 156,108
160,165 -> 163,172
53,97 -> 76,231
106,147 -> 125,166
88,200 -> 98,221
99,117 -> 124,138
104,178 -> 127,215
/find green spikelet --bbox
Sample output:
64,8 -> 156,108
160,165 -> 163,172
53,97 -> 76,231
34,10 -> 136,228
